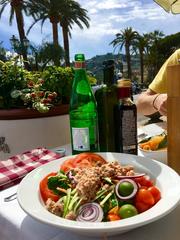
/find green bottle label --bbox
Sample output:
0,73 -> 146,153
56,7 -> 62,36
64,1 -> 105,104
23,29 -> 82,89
72,127 -> 90,151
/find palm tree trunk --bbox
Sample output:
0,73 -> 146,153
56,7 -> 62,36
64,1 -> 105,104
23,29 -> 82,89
62,25 -> 70,67
125,44 -> 132,79
52,21 -> 60,66
140,50 -> 144,84
14,5 -> 29,70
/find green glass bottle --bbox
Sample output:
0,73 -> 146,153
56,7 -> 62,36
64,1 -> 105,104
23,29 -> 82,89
95,60 -> 117,152
69,53 -> 99,154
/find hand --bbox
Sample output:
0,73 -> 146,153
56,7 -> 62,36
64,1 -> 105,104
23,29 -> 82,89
154,94 -> 167,116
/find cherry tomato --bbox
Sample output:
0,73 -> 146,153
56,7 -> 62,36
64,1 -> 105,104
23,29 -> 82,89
136,188 -> 155,206
135,176 -> 153,187
148,186 -> 161,203
60,158 -> 75,173
107,213 -> 121,221
135,201 -> 150,213
39,172 -> 59,203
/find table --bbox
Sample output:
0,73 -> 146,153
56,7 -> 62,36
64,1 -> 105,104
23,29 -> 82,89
0,143 -> 180,240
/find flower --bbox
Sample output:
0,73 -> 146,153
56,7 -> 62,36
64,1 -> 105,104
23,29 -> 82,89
11,78 -> 58,113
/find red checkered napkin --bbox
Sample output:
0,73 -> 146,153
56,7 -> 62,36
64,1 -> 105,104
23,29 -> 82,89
0,148 -> 63,190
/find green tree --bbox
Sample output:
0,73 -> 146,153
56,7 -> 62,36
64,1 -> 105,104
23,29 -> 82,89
110,27 -> 138,79
59,0 -> 90,66
27,0 -> 62,66
0,0 -> 29,69
145,30 -> 165,82
133,34 -> 149,84
157,32 -> 180,62
38,42 -> 64,70
0,41 -> 6,61
27,0 -> 90,67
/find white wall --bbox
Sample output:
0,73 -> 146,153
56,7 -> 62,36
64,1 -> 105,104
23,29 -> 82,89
0,114 -> 71,160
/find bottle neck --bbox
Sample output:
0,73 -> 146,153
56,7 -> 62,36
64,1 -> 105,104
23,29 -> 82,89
103,67 -> 114,86
117,87 -> 131,99
74,61 -> 86,69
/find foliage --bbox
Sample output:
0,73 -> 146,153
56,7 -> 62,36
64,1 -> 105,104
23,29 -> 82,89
41,66 -> 74,104
11,78 -> 58,113
110,27 -> 138,79
88,75 -> 97,85
0,59 -> 74,110
0,58 -> 29,108
0,41 -> 6,61
26,0 -> 90,66
38,42 -> 64,69
157,32 -> 180,65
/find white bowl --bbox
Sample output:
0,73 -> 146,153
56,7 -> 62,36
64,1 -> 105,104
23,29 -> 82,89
17,152 -> 180,237
138,147 -> 167,164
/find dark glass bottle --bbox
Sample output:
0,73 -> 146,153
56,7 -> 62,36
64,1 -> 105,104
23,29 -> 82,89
95,60 -> 117,152
69,53 -> 99,154
114,79 -> 137,155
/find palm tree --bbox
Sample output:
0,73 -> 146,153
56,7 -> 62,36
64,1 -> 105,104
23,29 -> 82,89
145,30 -> 165,80
133,34 -> 149,84
110,27 -> 138,79
59,0 -> 90,66
27,0 -> 90,66
38,42 -> 64,70
0,0 -> 29,69
26,0 -> 62,66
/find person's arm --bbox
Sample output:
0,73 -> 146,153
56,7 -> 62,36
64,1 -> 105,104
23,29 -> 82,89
136,89 -> 167,116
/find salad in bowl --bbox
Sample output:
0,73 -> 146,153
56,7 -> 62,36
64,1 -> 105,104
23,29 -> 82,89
39,153 -> 161,222
17,151 -> 180,236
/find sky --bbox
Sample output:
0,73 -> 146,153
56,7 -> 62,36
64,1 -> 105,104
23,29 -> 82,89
0,0 -> 180,60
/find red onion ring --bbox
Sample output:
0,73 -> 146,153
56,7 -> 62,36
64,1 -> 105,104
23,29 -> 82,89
115,178 -> 138,200
76,203 -> 103,222
115,173 -> 145,180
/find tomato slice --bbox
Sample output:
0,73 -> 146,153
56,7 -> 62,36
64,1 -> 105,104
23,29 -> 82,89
73,152 -> 106,168
39,172 -> 60,203
60,158 -> 75,173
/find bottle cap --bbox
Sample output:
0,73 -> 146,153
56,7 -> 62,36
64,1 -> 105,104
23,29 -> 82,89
117,79 -> 131,88
75,54 -> 85,61
74,54 -> 85,68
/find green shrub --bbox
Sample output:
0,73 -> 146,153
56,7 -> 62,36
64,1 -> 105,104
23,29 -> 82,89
0,59 -> 29,108
41,66 -> 74,104
0,60 -> 74,111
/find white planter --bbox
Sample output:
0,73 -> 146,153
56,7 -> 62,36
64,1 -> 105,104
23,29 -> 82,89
0,114 -> 70,160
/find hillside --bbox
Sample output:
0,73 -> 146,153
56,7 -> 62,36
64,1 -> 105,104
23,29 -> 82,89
86,53 -> 140,84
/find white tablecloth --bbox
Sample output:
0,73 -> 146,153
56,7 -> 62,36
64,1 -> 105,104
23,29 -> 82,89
1,143 -> 180,240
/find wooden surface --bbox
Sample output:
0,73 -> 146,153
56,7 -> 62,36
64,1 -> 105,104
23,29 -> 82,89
167,65 -> 180,174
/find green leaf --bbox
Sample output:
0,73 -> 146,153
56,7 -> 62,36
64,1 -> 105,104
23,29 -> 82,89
158,134 -> 168,149
10,90 -> 22,98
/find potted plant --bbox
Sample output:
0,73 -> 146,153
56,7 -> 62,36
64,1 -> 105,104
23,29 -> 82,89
0,58 -> 74,120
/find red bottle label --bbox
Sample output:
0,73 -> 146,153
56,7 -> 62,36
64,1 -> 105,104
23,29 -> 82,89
74,61 -> 85,69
